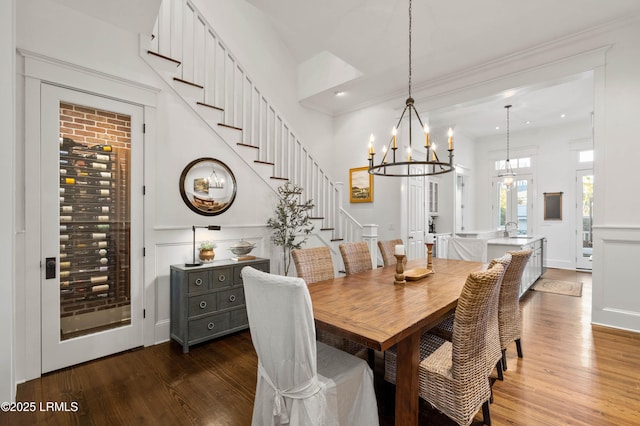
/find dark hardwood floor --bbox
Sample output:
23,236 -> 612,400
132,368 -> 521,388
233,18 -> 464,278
4,269 -> 640,425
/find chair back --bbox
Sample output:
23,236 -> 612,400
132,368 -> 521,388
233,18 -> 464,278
339,241 -> 373,275
292,246 -> 335,284
498,249 -> 533,347
377,239 -> 407,267
241,266 -> 322,423
485,253 -> 512,372
451,263 -> 506,381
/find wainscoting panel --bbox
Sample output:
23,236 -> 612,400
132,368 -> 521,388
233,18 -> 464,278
592,226 -> 640,332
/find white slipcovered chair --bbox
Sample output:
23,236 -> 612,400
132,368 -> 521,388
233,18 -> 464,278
241,266 -> 379,426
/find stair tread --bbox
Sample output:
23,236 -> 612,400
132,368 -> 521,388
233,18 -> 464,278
308,216 -> 324,220
320,228 -> 334,231
331,238 -> 344,242
173,77 -> 203,89
218,123 -> 243,131
270,176 -> 288,181
237,143 -> 259,150
147,50 -> 181,66
196,101 -> 224,111
254,160 -> 275,165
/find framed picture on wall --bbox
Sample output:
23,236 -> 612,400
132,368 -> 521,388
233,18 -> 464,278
544,192 -> 563,220
349,166 -> 373,203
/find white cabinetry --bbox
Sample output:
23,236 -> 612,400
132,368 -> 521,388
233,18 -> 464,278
487,237 -> 544,297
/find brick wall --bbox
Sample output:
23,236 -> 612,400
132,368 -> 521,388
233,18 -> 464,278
60,102 -> 131,149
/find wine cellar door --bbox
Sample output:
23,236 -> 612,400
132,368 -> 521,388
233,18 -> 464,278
41,84 -> 144,373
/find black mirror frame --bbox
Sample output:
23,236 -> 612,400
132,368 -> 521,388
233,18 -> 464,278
179,157 -> 237,216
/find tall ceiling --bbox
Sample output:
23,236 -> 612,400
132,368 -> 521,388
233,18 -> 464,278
246,0 -> 640,138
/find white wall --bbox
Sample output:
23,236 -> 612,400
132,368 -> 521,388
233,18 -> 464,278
474,120 -> 592,269
1,0 -> 16,403
14,0 -> 335,386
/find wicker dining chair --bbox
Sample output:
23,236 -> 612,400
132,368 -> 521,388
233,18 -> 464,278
291,246 -> 366,357
385,263 -> 506,426
429,253 -> 512,381
377,239 -> 408,267
499,249 -> 533,370
292,246 -> 335,284
339,241 -> 373,275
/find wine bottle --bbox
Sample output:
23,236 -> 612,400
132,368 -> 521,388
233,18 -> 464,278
92,144 -> 112,152
60,240 -> 108,250
60,205 -> 110,213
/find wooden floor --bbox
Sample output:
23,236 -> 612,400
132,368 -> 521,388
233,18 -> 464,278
5,269 -> 640,425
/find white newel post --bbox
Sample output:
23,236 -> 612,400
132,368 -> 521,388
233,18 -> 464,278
362,224 -> 379,269
335,182 -> 344,238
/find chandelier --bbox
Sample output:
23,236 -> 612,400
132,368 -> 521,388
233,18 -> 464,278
367,0 -> 455,177
498,105 -> 516,189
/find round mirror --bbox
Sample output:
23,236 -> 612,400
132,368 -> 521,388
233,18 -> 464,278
179,158 -> 237,216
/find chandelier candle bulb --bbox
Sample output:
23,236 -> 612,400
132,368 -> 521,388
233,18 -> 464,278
448,128 -> 454,150
395,244 -> 405,255
424,125 -> 430,147
407,147 -> 411,161
392,127 -> 397,149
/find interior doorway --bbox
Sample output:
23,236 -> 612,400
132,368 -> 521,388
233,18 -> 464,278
576,170 -> 593,270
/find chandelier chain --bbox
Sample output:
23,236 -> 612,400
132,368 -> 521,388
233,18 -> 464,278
506,105 -> 510,161
408,0 -> 412,97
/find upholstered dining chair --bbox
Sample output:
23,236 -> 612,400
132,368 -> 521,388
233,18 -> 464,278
385,264 -> 506,426
499,249 -> 533,370
291,246 -> 366,356
377,239 -> 408,267
339,241 -> 373,275
241,266 -> 379,426
429,253 -> 512,381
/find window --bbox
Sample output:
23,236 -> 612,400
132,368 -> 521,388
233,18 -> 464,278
579,150 -> 594,163
494,156 -> 531,172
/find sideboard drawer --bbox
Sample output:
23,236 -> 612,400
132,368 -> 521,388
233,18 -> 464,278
187,271 -> 209,293
188,293 -> 218,317
218,287 -> 245,310
188,312 -> 230,341
211,268 -> 232,289
230,308 -> 248,329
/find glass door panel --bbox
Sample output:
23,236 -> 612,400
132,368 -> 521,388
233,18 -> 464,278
577,171 -> 593,270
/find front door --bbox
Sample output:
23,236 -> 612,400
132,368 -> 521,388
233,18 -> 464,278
41,84 -> 144,373
576,170 -> 593,270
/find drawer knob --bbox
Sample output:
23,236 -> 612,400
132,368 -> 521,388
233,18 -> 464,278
207,322 -> 215,330
195,278 -> 203,286
199,301 -> 207,309
218,275 -> 226,282
229,294 -> 236,302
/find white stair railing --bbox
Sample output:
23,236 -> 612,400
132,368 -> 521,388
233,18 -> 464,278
148,0 -> 359,239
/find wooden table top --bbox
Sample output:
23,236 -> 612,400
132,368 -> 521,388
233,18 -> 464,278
308,257 -> 485,351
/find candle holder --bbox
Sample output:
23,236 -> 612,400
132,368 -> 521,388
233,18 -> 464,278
426,243 -> 434,272
394,254 -> 407,286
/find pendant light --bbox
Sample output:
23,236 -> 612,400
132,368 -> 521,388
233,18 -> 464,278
498,105 -> 516,189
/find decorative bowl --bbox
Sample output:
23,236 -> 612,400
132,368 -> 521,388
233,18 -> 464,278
229,239 -> 256,256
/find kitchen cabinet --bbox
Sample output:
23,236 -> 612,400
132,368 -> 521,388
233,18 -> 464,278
487,236 -> 544,297
170,258 -> 269,352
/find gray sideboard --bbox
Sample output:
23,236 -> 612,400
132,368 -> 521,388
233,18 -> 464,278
170,258 -> 269,353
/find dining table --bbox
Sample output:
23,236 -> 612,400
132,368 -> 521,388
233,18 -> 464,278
307,256 -> 485,425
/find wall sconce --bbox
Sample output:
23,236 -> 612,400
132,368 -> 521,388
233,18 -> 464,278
185,225 -> 222,267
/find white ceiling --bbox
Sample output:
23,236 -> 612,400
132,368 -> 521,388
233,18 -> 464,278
245,0 -> 640,137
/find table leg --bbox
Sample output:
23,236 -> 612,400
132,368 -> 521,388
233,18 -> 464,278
394,331 -> 420,425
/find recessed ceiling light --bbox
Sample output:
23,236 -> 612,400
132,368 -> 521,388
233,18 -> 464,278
495,126 -> 500,130
525,120 -> 532,125
334,91 -> 345,97
560,114 -> 566,118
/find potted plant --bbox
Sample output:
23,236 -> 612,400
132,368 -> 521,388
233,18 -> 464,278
266,182 -> 314,275
199,241 -> 217,262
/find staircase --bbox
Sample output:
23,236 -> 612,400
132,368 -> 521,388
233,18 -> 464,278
141,0 -> 365,247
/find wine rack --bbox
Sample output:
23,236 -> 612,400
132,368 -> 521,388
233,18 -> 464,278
59,137 -> 130,330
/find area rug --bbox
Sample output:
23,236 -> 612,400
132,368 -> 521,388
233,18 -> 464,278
532,279 -> 583,297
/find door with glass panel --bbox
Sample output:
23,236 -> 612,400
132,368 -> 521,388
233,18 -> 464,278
494,176 -> 533,235
41,84 -> 144,373
406,165 -> 426,260
576,170 -> 593,270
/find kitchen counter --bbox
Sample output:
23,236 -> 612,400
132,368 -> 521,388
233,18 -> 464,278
487,235 -> 544,246
487,235 -> 545,297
